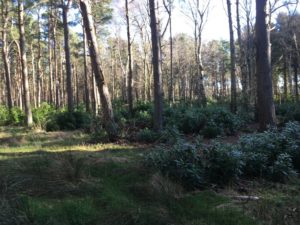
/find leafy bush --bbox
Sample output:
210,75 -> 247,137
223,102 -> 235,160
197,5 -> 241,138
203,142 -> 244,185
146,122 -> 300,187
238,122 -> 299,181
276,103 -> 300,124
32,103 -> 55,128
145,142 -> 205,189
133,110 -> 152,128
178,108 -> 206,134
0,105 -> 9,126
201,120 -> 222,138
165,105 -> 243,137
46,110 -> 91,131
159,126 -> 183,144
9,107 -> 26,125
136,128 -> 159,143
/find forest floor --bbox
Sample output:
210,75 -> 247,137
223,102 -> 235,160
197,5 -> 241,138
0,126 -> 299,225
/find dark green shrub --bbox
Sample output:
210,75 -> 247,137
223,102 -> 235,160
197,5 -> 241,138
32,103 -> 55,128
134,101 -> 152,113
159,126 -> 183,144
133,110 -> 152,128
45,111 -> 91,131
238,122 -> 300,181
209,107 -> 243,135
178,109 -> 206,134
203,142 -> 244,185
276,103 -> 300,124
201,120 -> 222,138
9,107 -> 26,125
136,128 -> 159,143
282,122 -> 300,171
145,142 -> 205,189
269,153 -> 297,182
0,105 -> 9,125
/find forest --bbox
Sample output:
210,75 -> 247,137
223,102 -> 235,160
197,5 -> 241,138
0,0 -> 300,224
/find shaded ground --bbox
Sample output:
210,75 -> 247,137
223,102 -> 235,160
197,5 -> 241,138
0,127 -> 299,225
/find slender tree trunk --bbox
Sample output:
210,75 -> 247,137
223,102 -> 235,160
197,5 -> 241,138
125,0 -> 133,116
149,0 -> 163,131
283,52 -> 288,101
255,0 -> 276,130
18,0 -> 33,127
1,0 -> 13,110
79,0 -> 118,139
227,0 -> 237,113
83,24 -> 90,112
37,10 -> 42,107
48,7 -> 54,105
236,0 -> 248,109
62,0 -> 73,112
31,44 -> 37,108
293,33 -> 299,102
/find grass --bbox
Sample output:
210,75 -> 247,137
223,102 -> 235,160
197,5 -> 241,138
0,126 -> 299,225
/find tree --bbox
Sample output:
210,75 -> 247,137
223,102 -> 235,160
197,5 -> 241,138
226,0 -> 237,113
79,0 -> 118,139
62,0 -> 74,112
255,0 -> 276,130
149,0 -> 163,131
18,0 -> 33,127
183,0 -> 210,106
125,0 -> 133,116
1,0 -> 13,110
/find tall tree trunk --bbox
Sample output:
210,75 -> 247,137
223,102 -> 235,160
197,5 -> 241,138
293,33 -> 299,102
62,0 -> 73,112
79,0 -> 118,139
255,0 -> 276,130
226,0 -> 237,113
37,9 -> 42,107
18,0 -> 33,127
149,0 -> 163,131
125,0 -> 133,116
31,44 -> 37,108
83,24 -> 90,112
1,0 -> 13,110
48,6 -> 54,105
236,0 -> 248,109
283,52 -> 288,101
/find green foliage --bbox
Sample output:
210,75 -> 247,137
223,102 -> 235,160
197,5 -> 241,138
201,120 -> 223,138
136,128 -> 159,143
276,102 -> 300,124
203,142 -> 244,185
9,107 -> 26,125
46,110 -> 92,132
0,105 -> 10,126
239,122 -> 299,181
145,142 -> 205,189
164,105 -> 243,137
146,122 -> 300,187
32,103 -> 55,128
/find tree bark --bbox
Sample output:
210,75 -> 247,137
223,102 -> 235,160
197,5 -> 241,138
255,0 -> 276,130
79,0 -> 118,139
149,0 -> 163,131
83,24 -> 90,112
125,0 -> 133,116
236,0 -> 249,109
18,0 -> 33,127
1,0 -> 13,110
226,0 -> 237,113
62,0 -> 74,112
